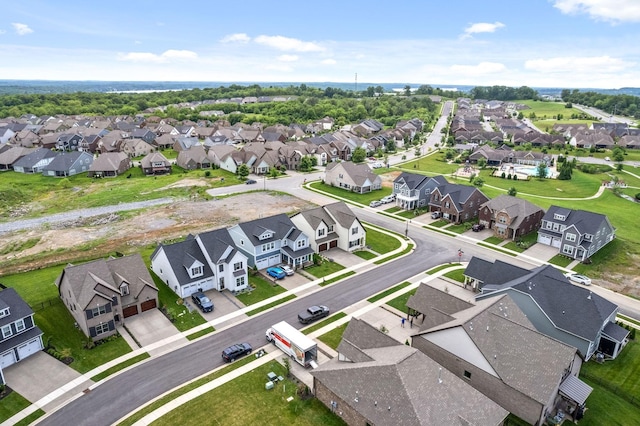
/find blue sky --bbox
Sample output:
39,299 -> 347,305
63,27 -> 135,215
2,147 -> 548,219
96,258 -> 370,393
1,0 -> 639,88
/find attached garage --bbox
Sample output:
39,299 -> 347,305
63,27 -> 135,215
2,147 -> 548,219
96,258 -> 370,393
123,305 -> 139,318
551,237 -> 562,248
141,299 -> 157,312
329,240 -> 338,249
0,350 -> 16,369
318,243 -> 328,252
538,234 -> 551,245
17,338 -> 42,360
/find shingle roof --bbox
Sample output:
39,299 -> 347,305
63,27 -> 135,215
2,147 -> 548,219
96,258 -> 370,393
406,284 -> 474,331
480,195 -> 544,229
235,213 -> 295,245
42,151 -> 92,172
0,288 -> 34,328
196,228 -> 238,264
157,236 -> 213,286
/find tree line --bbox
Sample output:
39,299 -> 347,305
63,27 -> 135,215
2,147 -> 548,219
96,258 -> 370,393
561,89 -> 640,119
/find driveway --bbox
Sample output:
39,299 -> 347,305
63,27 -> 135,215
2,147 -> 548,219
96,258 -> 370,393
522,242 -> 560,262
3,351 -> 90,408
322,247 -> 365,268
124,309 -> 187,355
191,290 -> 248,330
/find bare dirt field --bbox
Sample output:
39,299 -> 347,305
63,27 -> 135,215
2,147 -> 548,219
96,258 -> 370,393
0,191 -> 316,275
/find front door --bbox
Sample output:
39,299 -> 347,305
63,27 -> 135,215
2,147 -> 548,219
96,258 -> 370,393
219,277 -> 225,290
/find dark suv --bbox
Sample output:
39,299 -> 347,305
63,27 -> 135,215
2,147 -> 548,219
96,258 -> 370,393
191,291 -> 214,313
222,343 -> 252,362
472,223 -> 485,232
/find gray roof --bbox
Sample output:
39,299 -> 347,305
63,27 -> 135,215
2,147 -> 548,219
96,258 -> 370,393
474,259 -> 618,342
322,201 -> 358,229
0,288 -> 34,328
12,147 -> 57,167
326,161 -> 380,187
154,236 -> 214,287
196,228 -> 238,264
42,151 -> 93,172
602,322 -> 629,343
394,172 -> 447,190
313,319 -> 508,425
433,183 -> 485,210
542,205 -> 611,236
417,295 -> 578,405
463,257 -> 528,286
406,284 -> 474,331
235,213 -> 295,246
337,317 -> 399,362
480,195 -> 544,229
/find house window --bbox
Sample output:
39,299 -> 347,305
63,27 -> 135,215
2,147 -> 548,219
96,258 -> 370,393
0,308 -> 9,318
352,227 -> 358,235
297,240 -> 305,248
1,324 -> 12,338
261,242 -> 275,251
553,213 -> 566,221
318,228 -> 326,237
498,216 -> 506,224
464,370 -> 472,379
562,245 -> 574,255
120,283 -> 130,296
565,233 -> 577,242
191,266 -> 203,277
15,319 -> 26,333
91,305 -> 108,318
219,264 -> 224,272
236,276 -> 245,287
445,202 -> 450,208
95,322 -> 110,335
234,262 -> 243,271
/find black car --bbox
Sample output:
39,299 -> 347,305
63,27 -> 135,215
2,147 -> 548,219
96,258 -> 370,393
222,343 -> 252,362
191,291 -> 214,313
245,179 -> 257,185
472,223 -> 485,232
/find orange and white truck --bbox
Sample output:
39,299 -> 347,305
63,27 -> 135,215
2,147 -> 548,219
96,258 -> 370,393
266,320 -> 318,368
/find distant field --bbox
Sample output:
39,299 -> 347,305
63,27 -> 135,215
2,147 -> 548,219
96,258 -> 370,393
516,99 -> 595,132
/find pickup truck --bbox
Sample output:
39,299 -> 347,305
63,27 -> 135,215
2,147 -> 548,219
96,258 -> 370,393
298,305 -> 330,324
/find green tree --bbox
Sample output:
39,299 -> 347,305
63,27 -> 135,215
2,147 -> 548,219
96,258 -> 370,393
404,85 -> 412,96
612,147 -> 625,162
269,167 -> 279,178
351,147 -> 367,163
299,156 -> 313,172
616,163 -> 624,172
507,186 -> 517,196
237,163 -> 250,179
477,158 -> 487,169
473,177 -> 484,187
537,163 -> 548,179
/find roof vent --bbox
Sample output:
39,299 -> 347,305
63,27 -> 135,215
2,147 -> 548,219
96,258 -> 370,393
486,325 -> 490,332
469,321 -> 473,331
438,367 -> 443,384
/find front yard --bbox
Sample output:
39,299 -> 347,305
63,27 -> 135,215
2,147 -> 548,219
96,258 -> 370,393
309,181 -> 391,205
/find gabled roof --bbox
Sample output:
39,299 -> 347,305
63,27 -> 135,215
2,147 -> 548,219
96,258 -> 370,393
326,161 -> 380,187
393,172 -> 447,190
323,201 -> 359,229
42,151 -> 93,172
0,288 -> 35,327
196,228 -> 238,264
406,284 -> 474,331
235,213 -> 296,245
473,259 -> 618,342
542,205 -> 611,236
89,152 -> 129,172
313,319 -> 508,426
12,147 -> 57,167
433,183 -> 485,210
154,236 -> 214,286
480,195 -> 544,228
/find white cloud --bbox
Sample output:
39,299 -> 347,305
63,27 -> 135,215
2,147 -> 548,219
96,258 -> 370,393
553,0 -> 640,23
525,55 -> 632,73
220,33 -> 251,43
277,54 -> 299,62
254,35 -> 325,52
12,23 -> 33,35
450,62 -> 507,75
264,63 -> 294,72
118,50 -> 198,63
321,58 -> 337,65
461,21 -> 504,38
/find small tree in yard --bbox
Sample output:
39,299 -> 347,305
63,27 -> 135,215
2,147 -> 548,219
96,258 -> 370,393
351,147 -> 367,163
537,163 -> 548,179
473,177 -> 484,187
507,186 -> 517,196
269,167 -> 279,178
282,357 -> 291,377
237,163 -> 250,180
477,157 -> 487,169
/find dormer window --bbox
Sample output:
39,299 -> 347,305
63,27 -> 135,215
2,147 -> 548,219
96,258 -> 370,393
553,213 -> 566,221
191,265 -> 203,277
120,282 -> 130,296
0,307 -> 9,319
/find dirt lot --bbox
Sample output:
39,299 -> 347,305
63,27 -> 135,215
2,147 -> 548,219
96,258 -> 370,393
0,190 -> 316,275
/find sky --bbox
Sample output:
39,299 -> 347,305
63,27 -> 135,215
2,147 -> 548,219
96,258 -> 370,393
1,0 -> 639,89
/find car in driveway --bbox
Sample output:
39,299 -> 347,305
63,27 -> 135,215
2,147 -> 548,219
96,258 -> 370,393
221,343 -> 252,362
191,291 -> 214,313
369,200 -> 382,208
266,266 -> 286,279
431,211 -> 441,219
564,273 -> 592,286
245,179 -> 257,184
280,264 -> 294,276
472,223 -> 485,232
380,194 -> 396,204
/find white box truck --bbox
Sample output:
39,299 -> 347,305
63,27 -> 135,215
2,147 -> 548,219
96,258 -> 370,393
266,320 -> 318,368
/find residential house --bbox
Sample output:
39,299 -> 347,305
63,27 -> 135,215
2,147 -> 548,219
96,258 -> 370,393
41,151 -> 94,177
0,146 -> 34,171
56,133 -> 84,151
208,144 -> 242,174
228,214 -> 314,269
0,127 -> 16,144
88,152 -> 132,177
151,228 -> 249,298
140,152 -> 171,175
290,202 -> 366,253
176,145 -> 211,170
0,288 -> 45,385
12,147 -> 58,174
130,128 -> 157,144
429,183 -> 489,224
537,205 -> 615,261
478,195 -> 545,240
392,173 -> 448,210
153,133 -> 176,150
56,254 -> 159,341
311,318 -> 509,426
324,161 -> 382,194
570,132 -> 614,149
121,138 -> 156,158
468,257 -> 628,360
242,143 -> 282,174
411,284 -> 589,426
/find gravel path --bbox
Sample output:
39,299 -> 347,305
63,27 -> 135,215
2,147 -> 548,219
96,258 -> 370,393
0,197 -> 174,234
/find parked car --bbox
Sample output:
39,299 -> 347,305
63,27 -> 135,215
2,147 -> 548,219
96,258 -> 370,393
298,305 -> 330,324
369,200 -> 382,208
604,157 -> 610,161
372,162 -> 384,169
564,273 -> 592,286
191,291 -> 214,313
266,266 -> 286,279
245,179 -> 257,184
280,264 -> 295,276
472,223 -> 485,232
431,211 -> 441,219
221,343 -> 252,362
380,194 -> 396,203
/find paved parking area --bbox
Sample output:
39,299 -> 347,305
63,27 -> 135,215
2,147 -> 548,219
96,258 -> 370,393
322,247 -> 365,268
124,309 -> 187,354
3,351 -> 89,407
523,242 -> 560,262
198,290 -> 248,329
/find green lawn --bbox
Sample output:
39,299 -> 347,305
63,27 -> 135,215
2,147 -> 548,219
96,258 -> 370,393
36,302 -> 132,373
367,281 -> 412,303
385,288 -> 417,313
579,377 -> 640,426
581,340 -> 640,396
0,264 -> 64,305
302,312 -> 347,335
318,323 -> 348,350
443,269 -> 465,283
308,181 -> 391,205
152,272 -> 206,332
426,263 -> 461,275
548,254 -> 574,268
353,250 -> 377,260
152,362 -> 346,426
0,167 -> 242,220
0,390 -> 32,423
373,243 -> 414,264
303,260 -> 345,278
363,225 -> 402,254
91,353 -> 151,382
235,275 -> 287,306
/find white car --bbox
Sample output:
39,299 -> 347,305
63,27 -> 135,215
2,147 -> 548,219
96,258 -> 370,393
380,194 -> 396,203
369,200 -> 382,208
372,162 -> 384,169
280,265 -> 294,276
565,273 -> 592,286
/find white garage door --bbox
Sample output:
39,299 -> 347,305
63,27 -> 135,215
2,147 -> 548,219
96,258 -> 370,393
17,338 -> 42,360
538,234 -> 551,245
267,254 -> 281,267
551,237 -> 562,248
182,283 -> 198,297
0,350 -> 16,368
255,258 -> 269,270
